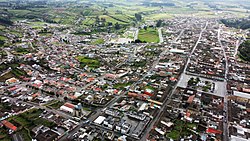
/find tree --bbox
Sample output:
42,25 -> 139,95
196,77 -> 200,83
143,26 -> 147,30
135,13 -> 142,21
188,77 -> 194,86
107,22 -> 113,26
0,40 -> 5,46
101,18 -> 106,22
114,22 -> 121,30
239,40 -> 250,62
156,20 -> 163,27
134,39 -> 143,43
95,16 -> 100,22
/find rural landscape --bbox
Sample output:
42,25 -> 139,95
0,0 -> 250,141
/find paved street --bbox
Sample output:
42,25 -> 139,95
218,25 -> 229,141
0,3 -> 249,140
134,28 -> 139,41
158,27 -> 163,43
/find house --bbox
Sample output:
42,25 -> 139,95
32,125 -> 50,136
121,123 -> 131,134
103,116 -> 115,129
5,78 -> 19,85
60,103 -> 75,114
170,48 -> 186,54
85,95 -> 94,103
127,111 -> 146,121
104,131 -> 114,140
94,116 -> 106,125
1,120 -> 17,132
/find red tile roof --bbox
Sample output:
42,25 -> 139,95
187,95 -> 195,104
64,103 -> 75,109
113,89 -> 119,94
9,86 -> 17,91
1,120 -> 17,131
32,93 -> 40,98
86,77 -> 95,82
206,127 -> 222,134
94,87 -> 102,91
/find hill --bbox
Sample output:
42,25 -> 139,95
238,40 -> 250,62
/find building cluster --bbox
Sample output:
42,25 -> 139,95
0,14 -> 249,141
187,21 -> 226,80
148,87 -> 225,141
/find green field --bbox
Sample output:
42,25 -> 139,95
0,35 -> 7,41
138,28 -> 159,43
76,56 -> 101,68
8,9 -> 32,17
91,38 -> 105,45
82,17 -> 96,26
0,35 -> 6,47
44,100 -> 64,109
8,30 -> 24,38
14,47 -> 31,54
113,82 -> 132,89
28,21 -> 47,29
0,25 -> 5,30
145,13 -> 173,20
99,15 -> 129,24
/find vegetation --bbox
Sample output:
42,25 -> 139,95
91,38 -> 105,45
9,108 -> 56,129
187,77 -> 200,86
20,128 -> 32,141
144,85 -> 156,91
113,82 -> 132,89
167,119 -> 196,140
0,17 -> 13,26
238,40 -> 250,62
0,128 -> 11,141
2,108 -> 57,141
0,67 -> 27,82
14,47 -> 30,54
135,13 -> 142,21
76,56 -> 101,68
132,60 -> 147,67
221,18 -> 250,29
138,28 -> 159,43
45,100 -> 64,109
0,35 -> 7,47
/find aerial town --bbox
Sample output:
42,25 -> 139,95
0,0 -> 250,141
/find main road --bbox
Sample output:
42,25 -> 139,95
0,94 -> 72,120
59,28 -> 186,141
141,21 -> 208,141
183,21 -> 208,73
140,29 -> 185,141
134,28 -> 139,41
158,27 -> 164,43
218,25 -> 229,141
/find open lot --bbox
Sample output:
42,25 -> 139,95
178,74 -> 226,97
138,28 -> 159,43
76,56 -> 101,68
